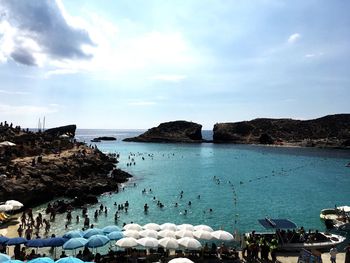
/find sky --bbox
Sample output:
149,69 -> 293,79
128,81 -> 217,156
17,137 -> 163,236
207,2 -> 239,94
0,0 -> 349,129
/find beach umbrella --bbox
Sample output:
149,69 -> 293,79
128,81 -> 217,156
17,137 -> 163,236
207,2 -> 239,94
175,230 -> 194,239
5,200 -> 23,210
168,258 -> 194,263
83,228 -> 103,238
177,237 -> 202,250
115,237 -> 138,248
123,230 -> 140,239
158,237 -> 179,250
102,225 -> 122,234
143,223 -> 161,231
43,237 -> 68,247
28,257 -> 55,263
211,230 -> 234,241
158,230 -> 176,239
0,141 -> 16,147
137,237 -> 159,248
85,235 -> 109,248
63,230 -> 83,239
0,236 -> 9,244
0,205 -> 13,212
194,225 -> 214,232
62,238 -> 87,250
160,223 -> 177,231
177,224 -> 194,231
123,223 -> 142,231
193,230 -> 213,240
6,237 -> 27,245
55,257 -> 84,263
26,239 -> 46,248
106,231 -> 124,241
5,260 -> 24,263
0,253 -> 10,263
139,229 -> 158,239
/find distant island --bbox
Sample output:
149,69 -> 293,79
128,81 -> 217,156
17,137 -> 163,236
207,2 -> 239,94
123,114 -> 350,149
123,120 -> 204,143
213,114 -> 350,148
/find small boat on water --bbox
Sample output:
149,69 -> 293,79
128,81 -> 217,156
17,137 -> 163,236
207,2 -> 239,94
245,218 -> 345,252
320,206 -> 350,231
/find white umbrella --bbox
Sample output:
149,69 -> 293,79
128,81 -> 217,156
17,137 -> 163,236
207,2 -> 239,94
211,230 -> 234,241
116,237 -> 138,248
161,223 -> 177,231
193,230 -> 213,240
175,230 -> 194,239
194,225 -> 214,232
158,237 -> 179,250
177,237 -> 202,250
143,223 -> 161,231
158,230 -> 176,239
168,258 -> 194,263
137,237 -> 159,248
123,223 -> 142,231
0,141 -> 16,147
139,229 -> 158,238
177,224 -> 194,231
5,200 -> 23,210
0,204 -> 13,212
123,230 -> 140,239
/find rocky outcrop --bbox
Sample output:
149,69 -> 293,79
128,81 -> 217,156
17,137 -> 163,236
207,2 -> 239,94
0,123 -> 132,208
91,136 -> 117,142
124,121 -> 203,143
213,114 -> 350,148
45,124 -> 76,138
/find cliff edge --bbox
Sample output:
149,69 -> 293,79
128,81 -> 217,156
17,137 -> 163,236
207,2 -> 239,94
124,120 -> 203,143
213,114 -> 350,148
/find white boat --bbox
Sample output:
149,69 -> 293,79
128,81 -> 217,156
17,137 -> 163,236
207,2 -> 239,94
245,218 -> 346,252
320,206 -> 350,231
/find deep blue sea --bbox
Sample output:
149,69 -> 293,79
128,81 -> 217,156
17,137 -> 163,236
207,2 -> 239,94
35,129 -> 350,241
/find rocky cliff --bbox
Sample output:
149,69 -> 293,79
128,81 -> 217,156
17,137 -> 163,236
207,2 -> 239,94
213,114 -> 350,148
124,121 -> 203,143
0,123 -> 131,208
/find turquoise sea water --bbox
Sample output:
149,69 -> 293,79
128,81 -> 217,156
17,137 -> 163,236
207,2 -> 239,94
35,129 -> 350,240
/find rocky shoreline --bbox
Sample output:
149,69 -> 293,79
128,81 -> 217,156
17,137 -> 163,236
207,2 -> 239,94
123,114 -> 350,149
0,123 -> 132,209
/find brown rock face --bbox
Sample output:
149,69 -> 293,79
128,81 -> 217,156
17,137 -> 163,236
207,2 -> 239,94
124,120 -> 203,143
213,114 -> 350,148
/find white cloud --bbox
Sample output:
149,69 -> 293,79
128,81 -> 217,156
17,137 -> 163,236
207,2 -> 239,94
305,52 -> 324,58
127,101 -> 156,106
287,33 -> 301,44
150,74 -> 187,82
0,89 -> 29,95
0,0 -> 94,66
0,104 -> 58,115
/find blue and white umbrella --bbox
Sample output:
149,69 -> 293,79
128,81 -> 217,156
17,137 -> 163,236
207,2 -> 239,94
27,257 -> 55,263
0,236 -> 9,245
6,237 -> 27,245
55,257 -> 84,263
63,230 -> 83,239
83,228 -> 103,239
102,225 -> 122,234
43,237 -> 68,247
26,239 -> 46,248
5,260 -> 24,263
62,238 -> 87,250
106,231 -> 124,241
85,235 -> 109,248
0,253 -> 10,263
